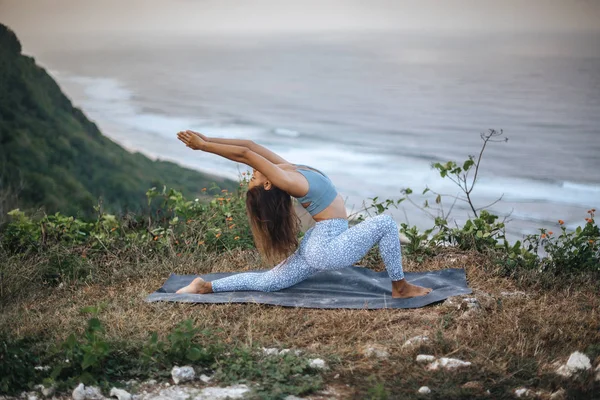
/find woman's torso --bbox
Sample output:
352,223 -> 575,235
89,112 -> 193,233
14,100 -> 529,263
278,163 -> 347,222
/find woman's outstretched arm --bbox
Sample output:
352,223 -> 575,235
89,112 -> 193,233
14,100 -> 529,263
185,130 -> 289,165
177,131 -> 305,196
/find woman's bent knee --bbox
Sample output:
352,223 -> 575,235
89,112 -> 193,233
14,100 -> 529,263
375,214 -> 397,229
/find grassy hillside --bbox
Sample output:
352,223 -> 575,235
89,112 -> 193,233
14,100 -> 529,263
0,183 -> 598,399
0,23 -> 235,218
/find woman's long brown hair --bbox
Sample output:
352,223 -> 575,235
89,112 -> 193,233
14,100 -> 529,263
246,185 -> 301,265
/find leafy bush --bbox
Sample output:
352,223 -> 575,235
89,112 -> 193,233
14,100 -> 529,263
0,336 -> 43,394
0,309 -> 324,399
522,210 -> 599,274
214,347 -> 323,400
0,177 -> 256,295
49,306 -> 113,387
355,129 -> 598,279
141,319 -> 217,371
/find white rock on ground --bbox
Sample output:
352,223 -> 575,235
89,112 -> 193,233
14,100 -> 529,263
262,347 -> 281,356
416,354 -> 436,363
514,388 -> 532,398
72,383 -> 104,400
170,366 -> 196,384
309,358 -> 327,369
42,387 -> 54,398
262,347 -> 301,356
461,297 -> 480,308
363,345 -> 390,359
426,357 -> 472,371
555,351 -> 592,377
199,374 -> 212,383
595,364 -> 600,381
26,392 -> 38,400
418,386 -> 431,394
109,388 -> 132,400
34,384 -> 55,398
200,385 -> 250,399
402,335 -> 429,349
132,384 -> 250,400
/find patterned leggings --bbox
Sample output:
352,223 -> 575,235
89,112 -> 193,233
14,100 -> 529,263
210,215 -> 404,292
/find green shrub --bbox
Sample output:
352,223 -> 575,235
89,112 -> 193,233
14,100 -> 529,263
0,336 -> 43,394
523,210 -> 599,274
214,347 -> 323,400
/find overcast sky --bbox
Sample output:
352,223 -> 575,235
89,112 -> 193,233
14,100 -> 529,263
1,0 -> 599,37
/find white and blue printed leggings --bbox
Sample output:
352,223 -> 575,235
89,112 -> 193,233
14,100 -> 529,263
210,215 -> 405,292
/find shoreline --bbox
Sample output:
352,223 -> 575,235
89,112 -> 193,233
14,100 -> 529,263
49,69 -> 598,243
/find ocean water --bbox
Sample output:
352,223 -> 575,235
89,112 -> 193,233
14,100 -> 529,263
26,32 -> 600,241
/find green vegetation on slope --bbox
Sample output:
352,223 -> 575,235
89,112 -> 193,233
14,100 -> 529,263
0,23 -> 235,218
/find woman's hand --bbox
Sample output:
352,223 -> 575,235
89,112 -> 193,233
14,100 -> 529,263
186,130 -> 210,142
177,130 -> 207,150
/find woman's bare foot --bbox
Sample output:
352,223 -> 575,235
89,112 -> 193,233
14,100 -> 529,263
175,277 -> 213,294
392,279 -> 432,299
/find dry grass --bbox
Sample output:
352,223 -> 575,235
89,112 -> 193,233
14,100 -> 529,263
1,248 -> 599,399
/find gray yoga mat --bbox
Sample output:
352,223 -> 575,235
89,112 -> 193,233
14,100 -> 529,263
146,266 -> 471,309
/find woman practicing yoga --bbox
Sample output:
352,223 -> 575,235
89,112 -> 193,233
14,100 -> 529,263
175,130 -> 432,298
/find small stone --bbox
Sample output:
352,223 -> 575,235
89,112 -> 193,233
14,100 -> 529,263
402,335 -> 429,349
309,358 -> 327,369
34,366 -> 51,372
109,388 -> 131,400
199,374 -> 212,383
462,381 -> 484,391
426,357 -> 471,371
462,297 -> 480,308
199,384 -> 249,399
143,379 -> 157,386
363,345 -> 390,359
33,385 -> 55,397
72,383 -> 104,400
416,354 -> 436,363
262,347 -> 280,356
514,388 -> 532,398
550,389 -> 566,400
556,351 -> 592,377
26,392 -> 38,400
334,374 -> 340,379
41,386 -> 55,398
595,365 -> 600,381
123,380 -> 138,388
565,351 -> 592,370
418,386 -> 431,394
171,365 -> 195,384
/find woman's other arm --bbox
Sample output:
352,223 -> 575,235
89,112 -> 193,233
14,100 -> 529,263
185,130 -> 289,165
177,131 -> 305,196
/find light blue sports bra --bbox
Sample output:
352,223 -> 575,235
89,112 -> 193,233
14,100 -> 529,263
294,164 -> 338,216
